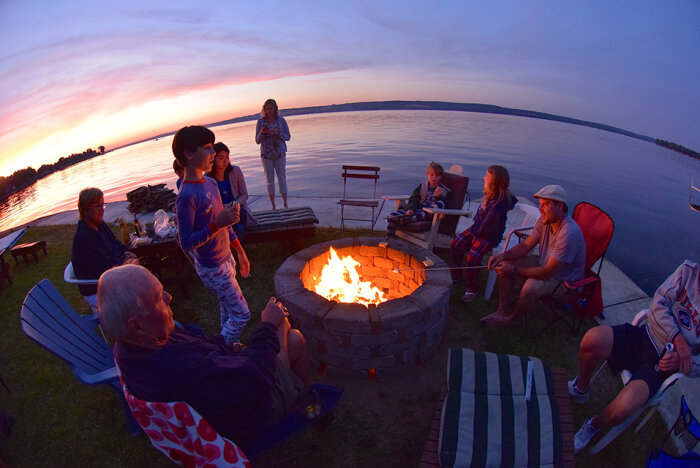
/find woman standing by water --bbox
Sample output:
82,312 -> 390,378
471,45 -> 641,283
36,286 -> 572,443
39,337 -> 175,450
255,98 -> 291,210
206,142 -> 256,244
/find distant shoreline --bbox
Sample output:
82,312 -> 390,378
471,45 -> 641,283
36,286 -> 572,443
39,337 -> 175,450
115,99 -> 659,153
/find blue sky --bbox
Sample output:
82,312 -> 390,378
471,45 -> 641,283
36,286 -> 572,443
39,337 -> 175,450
1,0 -> 698,176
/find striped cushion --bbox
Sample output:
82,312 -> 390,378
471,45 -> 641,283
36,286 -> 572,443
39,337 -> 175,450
439,348 -> 563,468
247,207 -> 318,234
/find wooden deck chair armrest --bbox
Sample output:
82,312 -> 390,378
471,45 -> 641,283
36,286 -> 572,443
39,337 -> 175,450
74,366 -> 120,385
381,195 -> 410,210
422,207 -> 472,217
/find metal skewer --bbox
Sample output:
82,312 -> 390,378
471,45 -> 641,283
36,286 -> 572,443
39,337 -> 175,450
392,265 -> 490,273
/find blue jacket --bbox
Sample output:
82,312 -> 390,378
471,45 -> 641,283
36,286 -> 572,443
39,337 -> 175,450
470,193 -> 518,245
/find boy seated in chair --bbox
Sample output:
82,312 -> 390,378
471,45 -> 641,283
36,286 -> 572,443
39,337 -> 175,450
570,260 -> 700,452
386,161 -> 451,238
97,264 -> 310,449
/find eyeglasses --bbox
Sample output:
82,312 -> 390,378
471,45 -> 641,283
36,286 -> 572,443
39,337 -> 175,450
89,203 -> 107,210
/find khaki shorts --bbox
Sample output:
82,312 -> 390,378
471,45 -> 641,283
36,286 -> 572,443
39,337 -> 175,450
512,256 -> 566,299
270,358 -> 304,422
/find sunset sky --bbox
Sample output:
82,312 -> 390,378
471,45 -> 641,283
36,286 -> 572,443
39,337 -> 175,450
1,0 -> 698,177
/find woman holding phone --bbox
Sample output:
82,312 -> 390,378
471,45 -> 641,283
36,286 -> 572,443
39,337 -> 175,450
255,98 -> 291,210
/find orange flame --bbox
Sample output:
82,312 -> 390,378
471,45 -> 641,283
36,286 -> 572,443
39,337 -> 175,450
314,247 -> 386,306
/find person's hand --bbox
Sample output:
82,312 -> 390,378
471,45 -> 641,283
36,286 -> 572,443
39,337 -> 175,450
261,297 -> 288,328
434,187 -> 444,198
214,203 -> 240,229
488,253 -> 504,271
238,252 -> 250,278
405,209 -> 414,216
495,261 -> 515,277
673,335 -> 693,375
658,351 -> 679,372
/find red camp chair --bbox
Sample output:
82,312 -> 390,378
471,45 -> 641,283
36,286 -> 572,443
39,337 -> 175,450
537,202 -> 614,335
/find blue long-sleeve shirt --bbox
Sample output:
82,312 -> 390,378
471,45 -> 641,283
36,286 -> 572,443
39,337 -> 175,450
176,177 -> 235,268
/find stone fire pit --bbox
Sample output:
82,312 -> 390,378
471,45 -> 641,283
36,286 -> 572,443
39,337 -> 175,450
274,237 -> 452,376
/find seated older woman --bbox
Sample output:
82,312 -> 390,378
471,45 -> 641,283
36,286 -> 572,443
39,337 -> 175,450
71,187 -> 137,310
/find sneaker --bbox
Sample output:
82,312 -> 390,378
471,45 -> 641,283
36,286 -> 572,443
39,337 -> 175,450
574,417 -> 600,453
461,290 -> 478,303
568,377 -> 590,404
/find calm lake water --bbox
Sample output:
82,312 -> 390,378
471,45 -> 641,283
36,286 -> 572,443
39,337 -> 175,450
1,110 -> 698,295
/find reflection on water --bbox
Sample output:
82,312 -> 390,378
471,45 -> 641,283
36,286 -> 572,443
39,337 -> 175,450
0,110 -> 698,294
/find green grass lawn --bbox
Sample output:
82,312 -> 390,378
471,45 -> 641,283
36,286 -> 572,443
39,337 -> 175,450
0,225 -> 674,467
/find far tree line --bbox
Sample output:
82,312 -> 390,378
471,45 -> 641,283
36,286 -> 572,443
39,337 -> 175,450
0,146 -> 105,203
655,139 -> 700,160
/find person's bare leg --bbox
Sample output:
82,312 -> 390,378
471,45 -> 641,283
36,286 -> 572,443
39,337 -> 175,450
592,379 -> 649,430
287,329 -> 311,387
268,194 -> 276,210
501,291 -> 537,325
481,268 -> 516,323
282,194 -> 288,209
576,326 -> 614,390
274,317 -> 291,366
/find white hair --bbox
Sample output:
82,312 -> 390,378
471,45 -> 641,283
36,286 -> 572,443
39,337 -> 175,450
97,265 -> 154,337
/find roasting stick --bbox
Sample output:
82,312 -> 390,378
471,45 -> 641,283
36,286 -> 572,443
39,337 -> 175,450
392,265 -> 490,273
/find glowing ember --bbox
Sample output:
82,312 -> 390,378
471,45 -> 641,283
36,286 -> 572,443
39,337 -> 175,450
314,247 -> 386,306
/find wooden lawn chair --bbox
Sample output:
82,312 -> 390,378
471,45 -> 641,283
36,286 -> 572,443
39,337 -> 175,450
20,279 -> 140,435
387,167 -> 470,252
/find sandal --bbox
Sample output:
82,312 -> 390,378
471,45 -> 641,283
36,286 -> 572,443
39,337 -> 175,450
461,290 -> 478,303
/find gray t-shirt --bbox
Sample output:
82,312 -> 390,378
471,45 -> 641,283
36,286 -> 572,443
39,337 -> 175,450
529,215 -> 586,282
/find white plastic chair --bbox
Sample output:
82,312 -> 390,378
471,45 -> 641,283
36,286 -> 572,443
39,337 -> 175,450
590,309 -> 685,453
64,261 -> 101,315
63,262 -> 99,285
484,202 -> 541,299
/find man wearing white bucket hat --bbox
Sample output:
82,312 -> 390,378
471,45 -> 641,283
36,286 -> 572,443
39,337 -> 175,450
481,184 -> 586,327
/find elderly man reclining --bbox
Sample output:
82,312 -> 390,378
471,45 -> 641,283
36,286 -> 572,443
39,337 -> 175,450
97,264 -> 310,448
481,184 -> 586,327
570,260 -> 700,453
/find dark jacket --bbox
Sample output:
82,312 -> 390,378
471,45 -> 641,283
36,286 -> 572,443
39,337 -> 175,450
114,323 -> 281,447
71,220 -> 127,296
470,193 -> 518,245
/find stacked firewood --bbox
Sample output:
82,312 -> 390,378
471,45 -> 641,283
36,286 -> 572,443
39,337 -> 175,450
126,184 -> 176,213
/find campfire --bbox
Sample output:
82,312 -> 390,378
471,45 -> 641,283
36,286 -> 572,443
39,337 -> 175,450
275,238 -> 452,375
313,247 -> 386,306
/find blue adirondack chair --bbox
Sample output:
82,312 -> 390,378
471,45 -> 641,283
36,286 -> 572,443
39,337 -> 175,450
20,279 -> 140,435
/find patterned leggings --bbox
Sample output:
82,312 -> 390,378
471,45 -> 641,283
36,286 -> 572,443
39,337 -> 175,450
450,227 -> 496,291
194,255 -> 250,344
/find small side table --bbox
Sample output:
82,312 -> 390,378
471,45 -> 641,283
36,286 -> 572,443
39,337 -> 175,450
11,241 -> 48,264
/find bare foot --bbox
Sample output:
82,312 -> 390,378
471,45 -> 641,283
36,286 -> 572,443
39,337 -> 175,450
484,315 -> 517,328
480,311 -> 507,324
